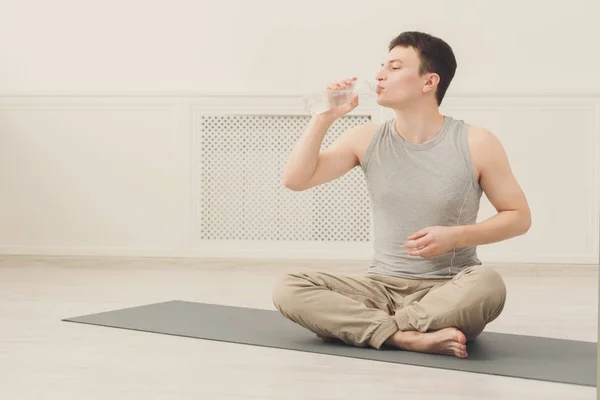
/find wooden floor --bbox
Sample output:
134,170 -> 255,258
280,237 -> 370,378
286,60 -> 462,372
0,256 -> 597,399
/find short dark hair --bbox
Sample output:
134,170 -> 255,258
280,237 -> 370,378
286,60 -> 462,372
388,31 -> 457,105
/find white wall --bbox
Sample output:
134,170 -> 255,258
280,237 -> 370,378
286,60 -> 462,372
0,0 -> 599,264
2,0 -> 600,96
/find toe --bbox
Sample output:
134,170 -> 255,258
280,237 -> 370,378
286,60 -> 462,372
455,330 -> 467,345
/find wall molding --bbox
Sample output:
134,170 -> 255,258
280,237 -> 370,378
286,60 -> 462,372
0,93 -> 598,265
0,246 -> 596,265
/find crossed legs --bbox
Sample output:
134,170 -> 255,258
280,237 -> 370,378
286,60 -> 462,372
272,266 -> 506,358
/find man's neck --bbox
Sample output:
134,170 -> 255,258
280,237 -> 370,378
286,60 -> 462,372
392,103 -> 445,145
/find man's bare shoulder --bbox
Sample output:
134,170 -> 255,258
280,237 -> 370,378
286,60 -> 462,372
466,124 -> 507,179
467,124 -> 504,153
467,124 -> 494,138
344,123 -> 379,166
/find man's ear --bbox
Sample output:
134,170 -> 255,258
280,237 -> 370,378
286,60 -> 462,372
423,73 -> 440,94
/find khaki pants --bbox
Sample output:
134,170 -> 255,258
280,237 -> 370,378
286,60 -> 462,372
272,266 -> 506,349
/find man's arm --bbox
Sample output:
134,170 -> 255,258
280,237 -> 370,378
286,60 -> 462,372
282,115 -> 372,191
283,77 -> 372,191
454,127 -> 532,247
405,126 -> 531,258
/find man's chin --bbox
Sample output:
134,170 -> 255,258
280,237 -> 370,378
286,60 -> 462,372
376,98 -> 389,107
377,96 -> 413,109
376,98 -> 396,109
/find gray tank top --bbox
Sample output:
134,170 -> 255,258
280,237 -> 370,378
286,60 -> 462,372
361,115 -> 483,279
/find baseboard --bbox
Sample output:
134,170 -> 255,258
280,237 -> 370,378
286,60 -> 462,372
1,245 -> 597,265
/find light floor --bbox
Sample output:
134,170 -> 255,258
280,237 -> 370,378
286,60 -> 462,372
0,256 -> 598,399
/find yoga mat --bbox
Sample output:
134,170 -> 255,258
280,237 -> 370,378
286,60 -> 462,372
63,300 -> 596,387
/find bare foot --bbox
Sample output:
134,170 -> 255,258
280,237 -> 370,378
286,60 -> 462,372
385,327 -> 468,358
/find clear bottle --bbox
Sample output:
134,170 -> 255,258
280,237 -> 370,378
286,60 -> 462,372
303,80 -> 379,115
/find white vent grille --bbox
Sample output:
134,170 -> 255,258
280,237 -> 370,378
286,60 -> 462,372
197,115 -> 372,242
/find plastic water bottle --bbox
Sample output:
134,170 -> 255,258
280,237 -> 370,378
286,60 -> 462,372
303,80 -> 379,115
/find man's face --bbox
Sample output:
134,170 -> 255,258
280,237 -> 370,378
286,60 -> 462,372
375,46 -> 437,107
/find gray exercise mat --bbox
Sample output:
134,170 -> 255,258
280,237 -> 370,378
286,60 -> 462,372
63,300 -> 596,387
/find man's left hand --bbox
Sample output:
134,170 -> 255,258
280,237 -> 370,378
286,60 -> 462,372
404,226 -> 460,258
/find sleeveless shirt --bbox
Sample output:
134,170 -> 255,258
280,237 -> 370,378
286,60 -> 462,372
361,116 -> 483,279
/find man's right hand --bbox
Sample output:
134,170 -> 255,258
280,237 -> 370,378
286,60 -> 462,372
319,77 -> 360,121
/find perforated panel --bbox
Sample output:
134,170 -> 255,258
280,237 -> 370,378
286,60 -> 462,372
197,115 -> 372,242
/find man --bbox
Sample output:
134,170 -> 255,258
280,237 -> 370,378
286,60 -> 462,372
273,31 -> 531,359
